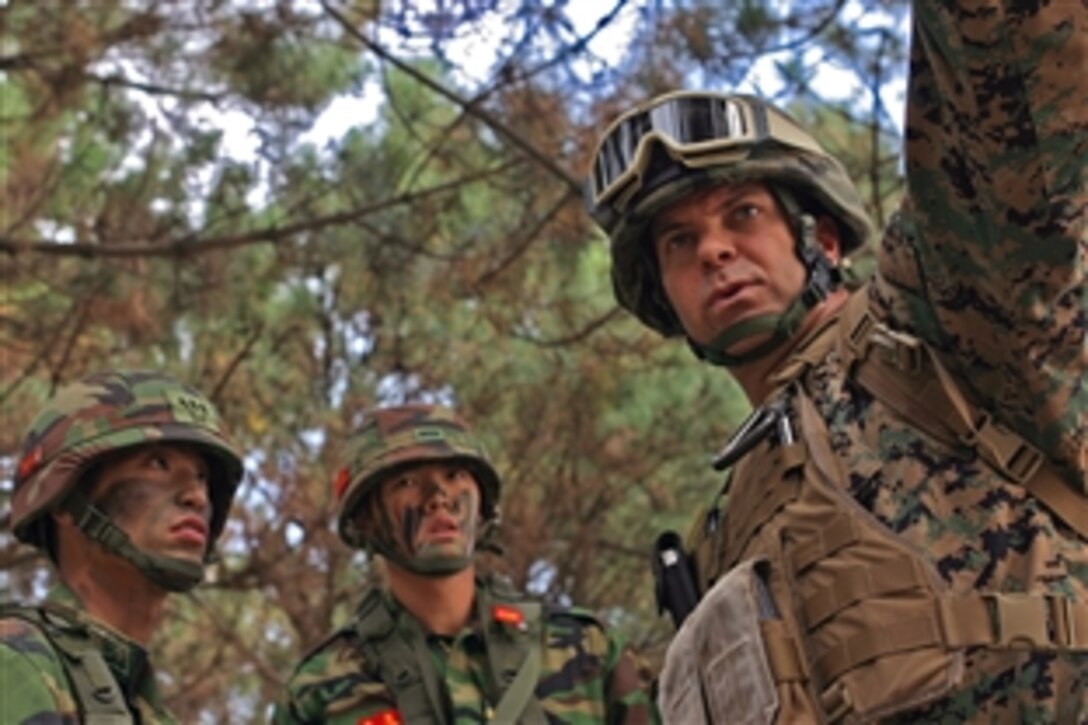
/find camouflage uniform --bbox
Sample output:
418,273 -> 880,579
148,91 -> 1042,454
273,404 -> 657,724
2,370 -> 244,723
276,580 -> 655,725
587,0 -> 1086,722
1,585 -> 176,724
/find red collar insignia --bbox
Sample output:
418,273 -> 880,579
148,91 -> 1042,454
357,709 -> 402,725
492,604 -> 524,627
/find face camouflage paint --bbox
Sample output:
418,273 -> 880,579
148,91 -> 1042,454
86,445 -> 213,564
367,463 -> 482,576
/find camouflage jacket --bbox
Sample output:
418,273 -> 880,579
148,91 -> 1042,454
273,580 -> 658,724
0,584 -> 175,724
687,0 -> 1087,721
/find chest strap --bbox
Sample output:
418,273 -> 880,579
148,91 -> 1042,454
353,591 -> 449,725
353,589 -> 548,724
1,606 -> 133,725
814,591 -> 1088,686
839,292 -> 1088,540
476,588 -> 547,725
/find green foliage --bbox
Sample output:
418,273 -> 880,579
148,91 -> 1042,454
0,0 -> 908,719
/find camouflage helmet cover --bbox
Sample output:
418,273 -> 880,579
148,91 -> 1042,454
11,370 -> 244,552
589,92 -> 875,337
335,404 -> 501,548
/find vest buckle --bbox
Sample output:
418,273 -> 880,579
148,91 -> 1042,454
987,594 -> 1050,649
871,327 -> 923,374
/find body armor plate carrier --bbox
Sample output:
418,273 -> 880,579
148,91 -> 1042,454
659,289 -> 1088,723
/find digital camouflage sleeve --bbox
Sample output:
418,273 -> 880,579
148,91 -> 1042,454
813,0 -> 1088,718
273,596 -> 658,724
873,0 -> 1087,487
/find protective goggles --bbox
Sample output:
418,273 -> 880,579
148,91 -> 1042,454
587,92 -> 826,226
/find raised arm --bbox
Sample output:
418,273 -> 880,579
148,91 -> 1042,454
876,0 -> 1087,485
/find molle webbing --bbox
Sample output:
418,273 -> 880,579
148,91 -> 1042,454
814,593 -> 1088,686
0,605 -> 132,724
721,445 -> 804,572
705,380 -> 1088,723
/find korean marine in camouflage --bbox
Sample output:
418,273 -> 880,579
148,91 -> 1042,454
273,404 -> 658,724
585,0 -> 1086,721
1,370 -> 244,723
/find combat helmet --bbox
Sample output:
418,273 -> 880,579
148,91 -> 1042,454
11,370 -> 244,591
334,403 -> 501,554
585,91 -> 875,366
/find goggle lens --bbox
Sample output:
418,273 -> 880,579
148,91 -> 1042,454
587,93 -> 823,226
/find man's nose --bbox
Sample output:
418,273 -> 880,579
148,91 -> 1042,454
423,479 -> 452,512
698,227 -> 736,269
176,468 -> 211,516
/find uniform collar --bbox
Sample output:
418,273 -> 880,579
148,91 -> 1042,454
44,584 -> 167,710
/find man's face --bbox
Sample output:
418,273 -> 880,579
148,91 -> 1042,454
652,182 -> 822,351
87,443 -> 213,566
364,461 -> 481,572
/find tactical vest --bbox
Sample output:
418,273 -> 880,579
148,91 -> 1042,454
0,603 -> 134,725
349,582 -> 548,725
659,290 -> 1088,723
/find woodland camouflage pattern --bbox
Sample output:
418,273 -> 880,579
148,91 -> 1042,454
273,584 -> 657,724
0,585 -> 175,724
681,0 -> 1088,720
11,369 -> 243,551
336,404 -> 502,548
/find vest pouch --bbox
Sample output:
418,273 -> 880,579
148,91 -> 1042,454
787,390 -> 966,722
659,558 -> 783,724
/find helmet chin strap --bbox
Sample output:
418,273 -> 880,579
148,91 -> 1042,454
692,209 -> 843,368
370,538 -> 475,577
368,517 -> 500,577
64,492 -> 206,592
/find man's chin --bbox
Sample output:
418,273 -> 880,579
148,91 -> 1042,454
153,544 -> 207,566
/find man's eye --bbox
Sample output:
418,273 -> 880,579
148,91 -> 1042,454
664,233 -> 694,250
150,454 -> 169,470
447,468 -> 468,480
731,203 -> 760,223
394,476 -> 417,489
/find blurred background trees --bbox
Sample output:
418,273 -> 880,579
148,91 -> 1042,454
1,0 -> 908,720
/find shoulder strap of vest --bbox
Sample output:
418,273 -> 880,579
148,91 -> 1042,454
477,584 -> 547,725
1,605 -> 133,725
838,290 -> 1088,540
352,589 -> 449,725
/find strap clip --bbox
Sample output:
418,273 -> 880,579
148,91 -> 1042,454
965,412 -> 1044,484
988,594 -> 1050,649
819,680 -> 854,723
870,327 -> 923,374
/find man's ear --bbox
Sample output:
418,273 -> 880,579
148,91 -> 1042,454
354,493 -> 383,541
815,215 -> 843,265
